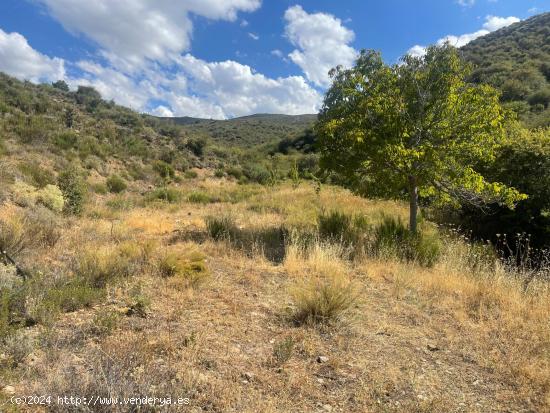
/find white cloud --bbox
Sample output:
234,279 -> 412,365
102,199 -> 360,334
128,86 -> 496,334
482,15 -> 520,31
0,29 -> 65,82
407,14 -> 520,57
248,32 -> 259,40
173,54 -> 321,118
36,0 -> 261,69
284,5 -> 357,87
457,0 -> 475,7
6,1 -> 322,119
271,49 -> 284,58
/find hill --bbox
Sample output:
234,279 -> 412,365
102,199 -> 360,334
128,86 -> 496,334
162,113 -> 317,147
461,12 -> 550,128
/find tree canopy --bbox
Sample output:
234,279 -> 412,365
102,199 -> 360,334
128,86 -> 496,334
316,44 -> 526,232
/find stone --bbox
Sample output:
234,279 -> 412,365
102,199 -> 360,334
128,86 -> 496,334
3,385 -> 15,395
317,355 -> 329,363
427,343 -> 440,352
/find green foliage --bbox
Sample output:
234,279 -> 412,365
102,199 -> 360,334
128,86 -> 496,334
53,131 -> 78,150
318,211 -> 369,247
243,164 -> 271,185
186,136 -> 207,157
17,161 -> 55,188
57,167 -> 87,215
317,45 -> 525,232
36,184 -> 65,212
187,191 -> 216,204
152,160 -> 175,180
373,216 -> 441,267
455,126 -> 550,249
52,80 -> 69,92
145,187 -> 181,203
106,174 -> 127,193
205,215 -> 238,241
184,170 -> 198,179
461,13 -> 550,127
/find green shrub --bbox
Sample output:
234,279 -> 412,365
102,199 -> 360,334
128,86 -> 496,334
36,184 -> 65,212
318,211 -> 369,250
41,278 -> 104,313
57,167 -> 87,215
226,166 -> 243,180
145,187 -> 181,203
272,337 -> 295,365
214,169 -> 224,178
205,215 -> 238,241
17,161 -> 55,188
106,174 -> 127,193
158,250 -> 209,288
373,216 -> 441,267
53,131 -> 78,150
91,182 -> 108,194
186,137 -> 207,157
152,160 -> 175,179
184,170 -> 198,179
187,191 -> 214,204
244,164 -> 271,185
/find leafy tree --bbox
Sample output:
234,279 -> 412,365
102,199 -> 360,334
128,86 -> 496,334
52,80 -> 69,92
316,45 -> 526,233
57,167 -> 87,215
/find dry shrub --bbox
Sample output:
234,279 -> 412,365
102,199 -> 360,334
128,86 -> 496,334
158,248 -> 209,289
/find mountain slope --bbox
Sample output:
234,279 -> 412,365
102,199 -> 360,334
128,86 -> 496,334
163,113 -> 317,147
461,12 -> 550,127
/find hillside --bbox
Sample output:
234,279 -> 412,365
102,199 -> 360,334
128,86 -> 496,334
162,113 -> 317,147
461,12 -> 550,127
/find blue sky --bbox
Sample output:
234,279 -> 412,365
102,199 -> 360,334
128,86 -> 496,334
0,0 -> 547,118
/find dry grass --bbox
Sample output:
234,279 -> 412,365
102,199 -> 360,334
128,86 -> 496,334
1,180 -> 549,412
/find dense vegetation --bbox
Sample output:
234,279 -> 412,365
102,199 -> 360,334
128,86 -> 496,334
164,113 -> 316,148
461,12 -> 550,128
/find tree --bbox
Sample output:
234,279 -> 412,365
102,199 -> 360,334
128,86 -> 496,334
316,45 -> 526,233
52,80 -> 69,92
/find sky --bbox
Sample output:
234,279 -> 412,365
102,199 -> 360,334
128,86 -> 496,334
0,1 -> 548,119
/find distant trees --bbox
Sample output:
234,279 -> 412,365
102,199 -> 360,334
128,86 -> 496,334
316,45 -> 526,233
52,80 -> 69,92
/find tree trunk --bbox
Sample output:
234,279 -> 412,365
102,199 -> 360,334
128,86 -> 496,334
409,175 -> 418,234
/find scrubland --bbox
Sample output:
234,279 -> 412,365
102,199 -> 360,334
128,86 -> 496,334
1,175 -> 548,412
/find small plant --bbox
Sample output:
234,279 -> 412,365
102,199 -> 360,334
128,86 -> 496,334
205,215 -> 238,241
57,167 -> 87,215
17,161 -> 55,188
153,160 -> 175,180
36,184 -> 65,212
158,250 -> 209,289
41,277 -> 105,313
91,309 -> 120,335
290,274 -> 358,326
373,216 -> 441,267
214,169 -> 224,178
187,191 -> 213,204
106,174 -> 127,193
184,170 -> 198,179
145,187 -> 181,203
272,336 -> 295,365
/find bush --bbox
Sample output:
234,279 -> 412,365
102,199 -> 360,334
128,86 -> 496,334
17,161 -> 55,188
41,278 -> 105,313
36,184 -> 64,212
214,169 -> 224,178
243,164 -> 271,185
57,167 -> 87,215
152,160 -> 175,180
184,170 -> 198,179
373,216 -> 441,267
158,250 -> 209,288
91,182 -> 108,194
187,191 -> 214,204
186,137 -> 207,157
106,174 -> 127,193
226,166 -> 243,180
205,215 -> 238,241
290,274 -> 358,326
53,131 -> 78,150
145,187 -> 181,203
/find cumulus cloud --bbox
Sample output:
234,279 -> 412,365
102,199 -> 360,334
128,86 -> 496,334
174,54 -> 321,118
0,28 -> 65,82
36,0 -> 261,69
6,1 -> 322,119
284,5 -> 357,87
407,14 -> 520,57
